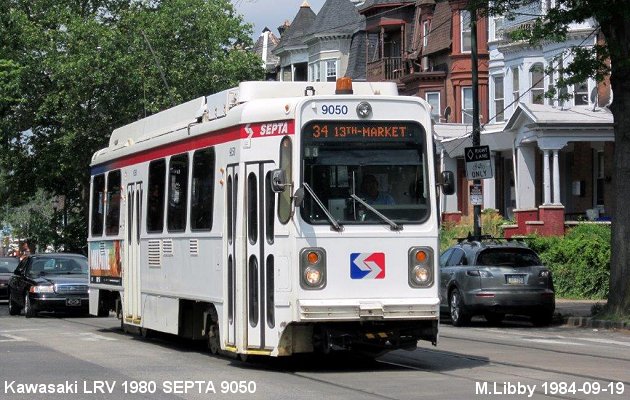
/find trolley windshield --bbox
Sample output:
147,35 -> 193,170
301,121 -> 430,226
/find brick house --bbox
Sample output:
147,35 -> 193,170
437,1 -> 615,237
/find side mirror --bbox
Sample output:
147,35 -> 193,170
293,187 -> 305,208
440,171 -> 455,195
271,169 -> 287,193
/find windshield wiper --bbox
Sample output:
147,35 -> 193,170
351,194 -> 402,231
303,182 -> 343,232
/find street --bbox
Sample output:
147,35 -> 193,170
0,302 -> 628,400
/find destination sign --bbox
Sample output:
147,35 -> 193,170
303,121 -> 421,141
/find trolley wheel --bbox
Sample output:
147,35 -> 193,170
207,324 -> 220,355
140,328 -> 153,339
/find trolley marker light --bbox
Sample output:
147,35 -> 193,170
300,248 -> 326,289
408,247 -> 434,288
335,77 -> 353,95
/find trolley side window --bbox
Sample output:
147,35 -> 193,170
147,159 -> 166,233
91,174 -> 105,236
190,148 -> 215,231
105,170 -> 121,236
167,153 -> 189,232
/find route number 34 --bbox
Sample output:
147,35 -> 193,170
321,105 -> 348,115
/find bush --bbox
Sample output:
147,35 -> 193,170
531,224 -> 610,300
441,220 -> 611,300
440,209 -> 509,252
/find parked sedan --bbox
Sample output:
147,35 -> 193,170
440,238 -> 555,326
0,257 -> 19,300
7,253 -> 89,317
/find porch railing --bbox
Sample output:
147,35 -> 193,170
367,57 -> 404,82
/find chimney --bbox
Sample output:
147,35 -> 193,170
278,20 -> 290,37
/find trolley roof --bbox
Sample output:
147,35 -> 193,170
91,81 -> 399,167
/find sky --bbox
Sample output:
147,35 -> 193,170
232,0 -> 326,40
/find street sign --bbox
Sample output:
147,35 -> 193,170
470,183 -> 483,205
465,145 -> 493,180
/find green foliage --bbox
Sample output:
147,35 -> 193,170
0,0 -> 264,249
3,189 -> 61,251
529,224 -> 611,300
440,209 -> 511,252
442,220 -> 611,300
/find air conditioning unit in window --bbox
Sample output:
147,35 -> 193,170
422,56 -> 430,72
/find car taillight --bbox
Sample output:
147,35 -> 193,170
467,270 -> 493,278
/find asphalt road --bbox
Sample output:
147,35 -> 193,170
1,301 -> 629,400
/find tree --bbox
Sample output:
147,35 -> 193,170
0,0 -> 264,249
475,0 -> 630,314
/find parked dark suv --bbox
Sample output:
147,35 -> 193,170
440,237 -> 555,326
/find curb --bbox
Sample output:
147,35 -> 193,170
561,316 -> 629,330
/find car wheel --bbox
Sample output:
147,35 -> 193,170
8,290 -> 21,316
484,312 -> 505,325
449,288 -> 470,327
531,310 -> 554,327
24,292 -> 36,318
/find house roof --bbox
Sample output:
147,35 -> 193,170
359,0 -> 416,12
253,29 -> 280,72
308,0 -> 364,37
436,103 -> 615,158
345,31 -> 367,80
423,0 -> 451,56
273,2 -> 317,54
504,103 -> 614,130
435,122 -> 511,158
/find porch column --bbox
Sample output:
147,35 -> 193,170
483,151 -> 496,210
552,149 -> 561,204
543,149 -> 552,205
291,64 -> 296,82
516,145 -> 536,209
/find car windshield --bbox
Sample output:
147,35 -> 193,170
477,248 -> 542,267
29,257 -> 88,276
0,258 -> 18,272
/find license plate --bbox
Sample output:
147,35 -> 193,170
66,298 -> 81,306
506,275 -> 525,285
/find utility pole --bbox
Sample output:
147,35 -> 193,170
470,4 -> 482,238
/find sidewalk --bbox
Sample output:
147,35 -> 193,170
555,298 -> 629,330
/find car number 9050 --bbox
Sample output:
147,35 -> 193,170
321,105 -> 348,115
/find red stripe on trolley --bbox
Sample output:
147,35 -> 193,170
91,120 -> 294,174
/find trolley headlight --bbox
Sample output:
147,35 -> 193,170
412,265 -> 430,283
408,247 -> 434,288
300,248 -> 326,289
304,266 -> 322,286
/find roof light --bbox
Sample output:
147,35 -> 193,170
335,77 -> 353,94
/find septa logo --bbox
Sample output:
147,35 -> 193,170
350,253 -> 385,279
